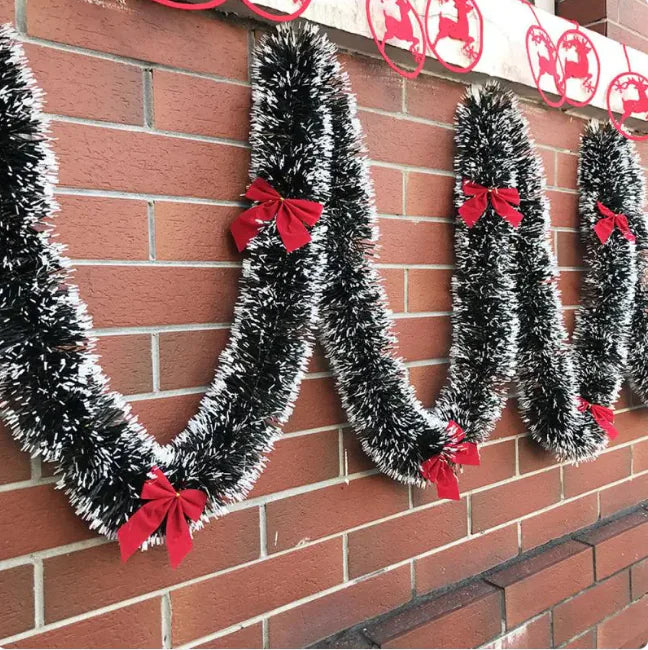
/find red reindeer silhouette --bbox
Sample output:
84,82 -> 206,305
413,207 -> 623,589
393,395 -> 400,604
619,77 -> 648,126
431,0 -> 475,56
562,36 -> 593,91
381,0 -> 423,62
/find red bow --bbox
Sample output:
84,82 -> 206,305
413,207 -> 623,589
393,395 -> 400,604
578,397 -> 619,441
117,467 -> 207,569
594,202 -> 636,245
230,177 -> 323,253
458,180 -> 523,229
420,421 -> 481,501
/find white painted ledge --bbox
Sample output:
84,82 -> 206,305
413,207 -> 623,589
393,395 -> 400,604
219,0 -> 648,129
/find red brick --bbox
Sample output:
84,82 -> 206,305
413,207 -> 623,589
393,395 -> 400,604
342,428 -> 374,475
518,435 -> 558,475
26,0 -> 248,79
600,473 -> 648,518
25,44 -> 142,125
53,122 -> 249,201
155,202 -> 241,262
522,103 -> 584,152
491,401 -> 526,439
6,599 -> 161,649
611,408 -> 648,446
559,269 -> 582,306
0,425 -> 31,485
171,538 -> 343,646
553,571 -> 631,645
54,196 -> 150,260
372,166 -> 404,215
0,565 -> 34,638
285,377 -> 345,433
499,613 -> 552,649
75,265 -> 239,328
596,596 -> 648,649
471,469 -> 562,533
0,484 -> 97,561
631,558 -> 648,600
266,475 -> 409,553
394,316 -> 450,362
406,172 -> 454,218
43,508 -> 258,622
619,0 -> 648,40
153,72 -> 250,141
96,334 -> 153,395
158,329 -> 229,391
249,430 -> 340,498
557,230 -> 584,268
193,624 -> 263,649
564,447 -> 632,497
576,510 -> 648,579
364,580 -> 502,649
378,219 -> 453,265
415,525 -> 518,594
407,269 -> 453,313
539,147 -> 556,186
487,540 -> 594,628
556,152 -> 579,190
635,439 -> 648,472
268,565 -> 411,648
339,53 -> 403,112
406,75 -> 465,125
409,363 -> 447,409
521,493 -> 599,551
383,268 -> 405,312
557,0 -> 607,24
563,629 -> 597,649
129,393 -> 203,445
362,110 -> 454,170
348,500 -> 466,578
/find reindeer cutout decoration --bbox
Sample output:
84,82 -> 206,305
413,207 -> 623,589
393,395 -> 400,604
366,0 -> 426,78
555,28 -> 600,107
425,0 -> 483,73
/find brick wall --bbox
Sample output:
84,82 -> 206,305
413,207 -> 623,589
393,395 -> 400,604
320,507 -> 648,649
557,0 -> 648,53
0,0 -> 646,648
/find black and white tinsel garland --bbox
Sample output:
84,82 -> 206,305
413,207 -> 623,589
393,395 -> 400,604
0,24 -> 336,551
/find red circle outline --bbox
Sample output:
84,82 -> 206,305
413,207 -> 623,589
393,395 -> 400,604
240,0 -> 312,22
424,0 -> 484,74
555,28 -> 600,108
148,0 -> 227,10
606,72 -> 648,142
366,0 -> 427,80
525,25 -> 565,109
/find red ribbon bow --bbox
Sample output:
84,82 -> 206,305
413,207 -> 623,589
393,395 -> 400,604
117,467 -> 207,569
230,177 -> 324,253
594,202 -> 636,245
577,397 -> 619,441
458,180 -> 523,229
420,421 -> 481,501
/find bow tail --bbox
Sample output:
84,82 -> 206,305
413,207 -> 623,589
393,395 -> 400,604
276,208 -> 313,253
593,217 -> 615,245
117,499 -> 170,563
458,194 -> 488,228
166,499 -> 194,569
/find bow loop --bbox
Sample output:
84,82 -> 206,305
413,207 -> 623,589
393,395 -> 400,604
578,397 -> 619,441
420,420 -> 480,501
231,177 -> 323,253
118,467 -> 207,568
458,180 -> 523,228
594,202 -> 636,245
